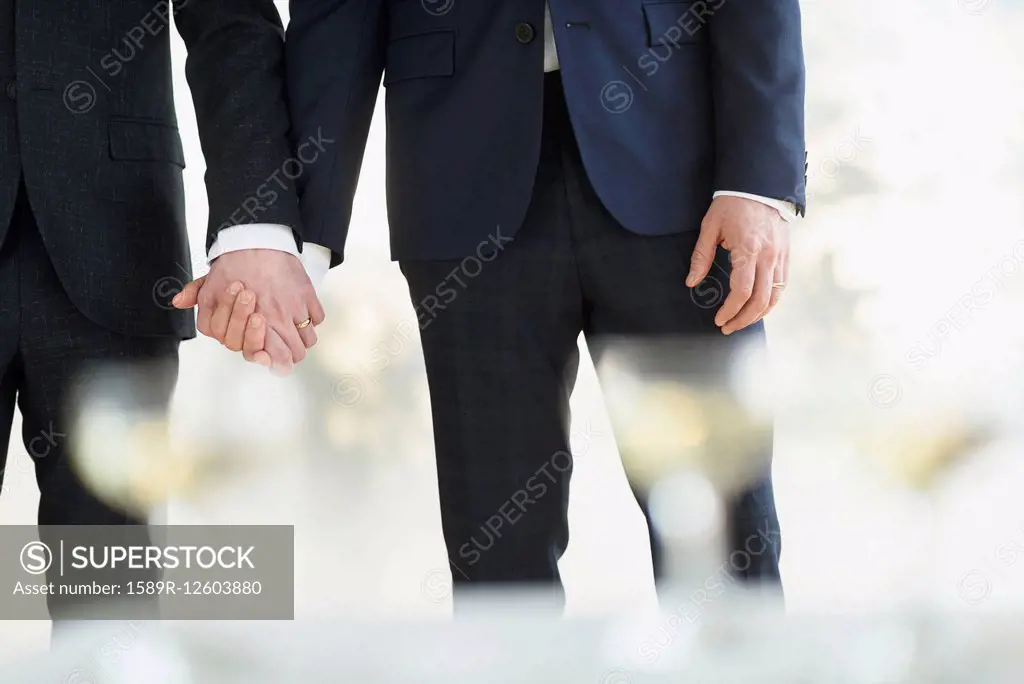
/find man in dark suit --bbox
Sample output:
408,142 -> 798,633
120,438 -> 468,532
244,0 -> 804,604
0,0 -> 324,619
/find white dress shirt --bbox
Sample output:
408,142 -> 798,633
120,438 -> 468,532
208,5 -> 796,283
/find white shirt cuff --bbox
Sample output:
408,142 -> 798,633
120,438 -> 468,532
207,224 -> 333,288
713,191 -> 798,222
302,243 -> 333,287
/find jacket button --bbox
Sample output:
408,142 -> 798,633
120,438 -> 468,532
5,81 -> 15,100
515,22 -> 535,44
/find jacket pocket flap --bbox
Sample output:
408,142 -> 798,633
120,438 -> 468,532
643,1 -> 706,47
108,118 -> 185,167
384,30 -> 456,86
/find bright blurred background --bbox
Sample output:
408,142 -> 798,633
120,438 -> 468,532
2,0 -> 1024,663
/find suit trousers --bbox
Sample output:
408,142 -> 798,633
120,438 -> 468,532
0,181 -> 178,619
400,73 -> 782,606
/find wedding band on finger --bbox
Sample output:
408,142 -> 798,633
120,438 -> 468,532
296,317 -> 313,330
771,282 -> 787,290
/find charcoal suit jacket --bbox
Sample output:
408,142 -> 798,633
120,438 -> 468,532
0,0 -> 302,338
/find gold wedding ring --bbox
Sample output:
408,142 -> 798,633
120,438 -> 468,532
771,282 -> 787,290
296,318 -> 313,330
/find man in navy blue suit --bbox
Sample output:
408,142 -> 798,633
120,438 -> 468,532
198,0 -> 806,604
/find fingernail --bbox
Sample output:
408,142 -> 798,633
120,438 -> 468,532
686,276 -> 696,287
171,293 -> 181,306
228,283 -> 242,296
239,291 -> 253,304
250,317 -> 262,328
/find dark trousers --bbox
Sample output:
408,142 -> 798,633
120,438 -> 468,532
400,73 -> 781,604
0,181 -> 178,619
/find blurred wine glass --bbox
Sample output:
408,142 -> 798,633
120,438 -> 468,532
595,335 -> 774,591
69,354 -> 314,519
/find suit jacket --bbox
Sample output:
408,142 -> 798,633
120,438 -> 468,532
286,0 -> 806,264
0,0 -> 302,339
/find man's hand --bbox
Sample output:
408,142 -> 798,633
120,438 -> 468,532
686,196 -> 789,335
172,249 -> 325,374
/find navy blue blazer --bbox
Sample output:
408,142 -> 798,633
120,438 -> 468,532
286,0 -> 806,264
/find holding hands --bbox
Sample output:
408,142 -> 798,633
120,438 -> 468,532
173,249 -> 325,375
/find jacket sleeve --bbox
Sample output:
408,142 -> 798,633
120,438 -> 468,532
286,0 -> 387,266
173,0 -> 304,252
707,0 -> 807,214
